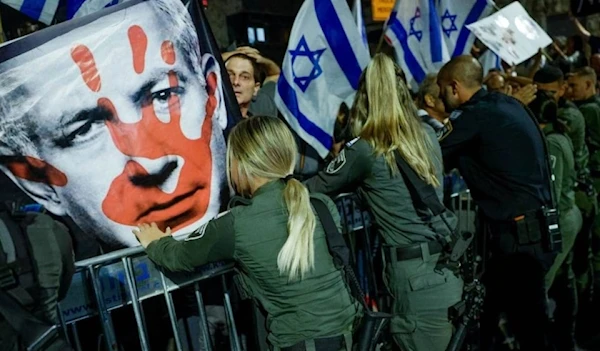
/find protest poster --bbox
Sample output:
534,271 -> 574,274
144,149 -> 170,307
466,2 -> 552,66
0,0 -> 242,247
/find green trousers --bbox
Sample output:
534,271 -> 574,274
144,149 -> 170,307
384,248 -> 464,351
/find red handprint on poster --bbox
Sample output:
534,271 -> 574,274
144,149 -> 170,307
0,0 -> 229,247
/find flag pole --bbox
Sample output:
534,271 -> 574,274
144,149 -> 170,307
0,6 -> 5,43
375,29 -> 386,53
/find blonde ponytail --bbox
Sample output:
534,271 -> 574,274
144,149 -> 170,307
226,116 -> 316,281
352,53 -> 440,187
278,178 -> 316,281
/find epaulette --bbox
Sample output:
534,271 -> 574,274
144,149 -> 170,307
345,137 -> 360,147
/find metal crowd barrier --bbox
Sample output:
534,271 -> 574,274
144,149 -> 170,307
57,238 -> 241,351
333,184 -> 476,309
54,181 -> 475,351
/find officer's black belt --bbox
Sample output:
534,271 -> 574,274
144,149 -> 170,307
383,240 -> 443,262
279,334 -> 346,351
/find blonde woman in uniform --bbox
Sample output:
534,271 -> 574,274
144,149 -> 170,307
305,53 -> 463,351
134,116 -> 359,351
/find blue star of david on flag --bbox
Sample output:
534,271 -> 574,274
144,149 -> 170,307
289,36 -> 327,92
409,7 -> 423,41
441,9 -> 458,38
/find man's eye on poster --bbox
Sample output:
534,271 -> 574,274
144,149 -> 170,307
0,0 -> 240,248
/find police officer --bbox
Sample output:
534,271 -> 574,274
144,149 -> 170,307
437,56 -> 555,350
133,116 -> 360,351
305,54 -> 464,351
529,83 -> 582,350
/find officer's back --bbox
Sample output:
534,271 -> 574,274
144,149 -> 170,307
439,61 -> 551,221
437,55 -> 555,351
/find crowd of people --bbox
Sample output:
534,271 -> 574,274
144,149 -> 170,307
2,5 -> 600,350
130,17 -> 600,350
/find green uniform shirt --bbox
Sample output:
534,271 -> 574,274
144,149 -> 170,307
305,124 -> 455,247
145,181 -> 358,348
558,99 -> 589,178
575,96 -> 600,172
544,125 -> 576,214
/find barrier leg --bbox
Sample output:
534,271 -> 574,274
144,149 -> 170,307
123,257 -> 150,351
89,266 -> 118,350
56,303 -> 71,347
160,272 -> 184,351
221,275 -> 241,351
194,283 -> 213,351
70,323 -> 83,351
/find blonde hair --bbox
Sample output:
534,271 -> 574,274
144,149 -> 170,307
351,53 -> 439,186
226,116 -> 316,281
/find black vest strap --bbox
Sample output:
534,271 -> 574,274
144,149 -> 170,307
393,151 -> 446,216
309,198 -> 350,268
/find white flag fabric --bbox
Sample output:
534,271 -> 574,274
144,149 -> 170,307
384,0 -> 449,90
275,0 -> 370,158
437,0 -> 494,57
479,49 -> 502,74
1,0 -> 59,25
352,0 -> 368,49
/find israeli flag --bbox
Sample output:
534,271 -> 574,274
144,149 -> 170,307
479,49 -> 502,74
437,0 -> 494,57
352,0 -> 368,49
1,0 -> 59,25
275,0 -> 370,158
67,0 -> 126,19
384,0 -> 449,90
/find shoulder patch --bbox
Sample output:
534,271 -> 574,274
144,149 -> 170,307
437,120 -> 454,141
185,223 -> 209,241
449,110 -> 463,121
326,149 -> 346,174
184,210 -> 231,241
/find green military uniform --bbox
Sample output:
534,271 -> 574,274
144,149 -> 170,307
145,181 -> 359,349
543,126 -> 583,350
543,125 -> 582,287
305,125 -> 463,351
575,96 -> 600,289
558,99 -> 596,293
558,99 -> 590,182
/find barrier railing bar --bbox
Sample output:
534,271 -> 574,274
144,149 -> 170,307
222,275 -> 242,351
70,323 -> 83,351
194,283 -> 213,351
123,256 -> 150,351
89,265 -> 118,350
466,192 -> 472,228
56,302 -> 70,347
75,233 -> 190,268
160,271 -> 183,351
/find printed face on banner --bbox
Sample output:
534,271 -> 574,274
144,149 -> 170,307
0,0 -> 228,247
